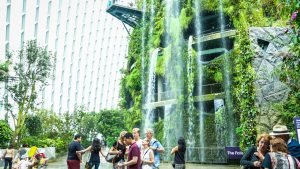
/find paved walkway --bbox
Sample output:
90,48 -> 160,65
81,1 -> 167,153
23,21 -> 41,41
48,155 -> 240,169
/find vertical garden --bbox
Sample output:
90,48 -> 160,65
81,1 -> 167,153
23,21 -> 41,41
119,0 -> 300,163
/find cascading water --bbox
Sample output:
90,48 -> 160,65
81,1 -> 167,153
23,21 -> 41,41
142,0 -> 156,132
163,0 -> 184,158
141,0 -> 147,103
218,0 -> 236,146
194,0 -> 205,162
186,35 -> 196,160
144,48 -> 159,130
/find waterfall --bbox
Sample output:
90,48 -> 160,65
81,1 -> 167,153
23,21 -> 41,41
219,0 -> 236,146
163,0 -> 184,158
194,0 -> 205,162
187,35 -> 196,160
144,48 -> 159,130
141,0 -> 147,105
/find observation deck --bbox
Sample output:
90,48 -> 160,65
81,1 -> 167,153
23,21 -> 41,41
106,0 -> 142,27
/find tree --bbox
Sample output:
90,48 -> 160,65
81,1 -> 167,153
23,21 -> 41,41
7,40 -> 54,144
97,109 -> 125,147
0,60 -> 10,81
0,120 -> 12,148
25,115 -> 42,136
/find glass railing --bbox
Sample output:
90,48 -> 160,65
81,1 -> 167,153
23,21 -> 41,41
107,0 -> 137,8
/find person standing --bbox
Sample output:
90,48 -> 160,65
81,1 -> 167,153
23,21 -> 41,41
109,131 -> 127,169
171,137 -> 186,169
76,138 -> 105,169
118,133 -> 141,169
133,128 -> 143,150
145,128 -> 164,169
1,144 -> 14,169
240,134 -> 271,169
18,144 -> 28,160
67,134 -> 83,169
269,124 -> 300,160
262,138 -> 298,169
141,139 -> 154,169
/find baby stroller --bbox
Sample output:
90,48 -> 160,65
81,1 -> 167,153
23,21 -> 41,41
28,147 -> 48,169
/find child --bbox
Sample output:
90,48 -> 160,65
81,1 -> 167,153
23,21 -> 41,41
17,155 -> 34,169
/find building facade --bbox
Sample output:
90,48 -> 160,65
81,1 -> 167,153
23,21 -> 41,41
0,0 -> 129,115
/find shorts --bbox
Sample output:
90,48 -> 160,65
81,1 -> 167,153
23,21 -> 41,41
67,160 -> 80,169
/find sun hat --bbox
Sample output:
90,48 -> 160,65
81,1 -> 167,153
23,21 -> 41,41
269,124 -> 292,136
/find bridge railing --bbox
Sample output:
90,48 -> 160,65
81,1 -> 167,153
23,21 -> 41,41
152,83 -> 223,102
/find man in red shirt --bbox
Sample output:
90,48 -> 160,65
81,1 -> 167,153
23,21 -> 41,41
118,132 -> 141,169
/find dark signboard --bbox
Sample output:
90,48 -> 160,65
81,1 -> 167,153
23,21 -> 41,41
225,147 -> 244,159
294,117 -> 300,144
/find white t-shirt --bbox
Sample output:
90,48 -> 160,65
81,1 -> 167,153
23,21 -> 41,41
136,139 -> 143,150
18,160 -> 32,169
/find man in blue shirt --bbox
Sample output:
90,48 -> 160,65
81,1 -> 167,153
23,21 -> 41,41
269,124 -> 300,160
145,128 -> 164,169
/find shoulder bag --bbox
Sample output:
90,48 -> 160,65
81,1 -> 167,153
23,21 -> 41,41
105,141 -> 118,163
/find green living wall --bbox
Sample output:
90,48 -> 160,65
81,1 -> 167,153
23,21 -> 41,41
120,0 -> 300,150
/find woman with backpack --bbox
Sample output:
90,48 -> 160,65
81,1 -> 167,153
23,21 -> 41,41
262,137 -> 300,169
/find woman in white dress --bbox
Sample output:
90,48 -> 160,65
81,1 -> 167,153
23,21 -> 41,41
141,139 -> 154,169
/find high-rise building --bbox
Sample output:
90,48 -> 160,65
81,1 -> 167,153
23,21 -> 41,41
0,0 -> 129,115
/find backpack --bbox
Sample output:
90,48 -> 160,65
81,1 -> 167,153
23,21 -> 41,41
269,152 -> 297,169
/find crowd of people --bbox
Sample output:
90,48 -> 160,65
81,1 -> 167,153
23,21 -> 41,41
0,144 -> 48,169
240,124 -> 300,169
67,128 -> 186,169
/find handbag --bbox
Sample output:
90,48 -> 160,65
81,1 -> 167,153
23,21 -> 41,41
84,152 -> 92,169
85,161 -> 92,169
105,153 -> 117,163
105,141 -> 119,163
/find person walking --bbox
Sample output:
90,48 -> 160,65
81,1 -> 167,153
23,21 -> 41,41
1,144 -> 14,169
145,128 -> 164,169
240,134 -> 272,169
171,137 -> 186,169
109,131 -> 127,169
269,124 -> 300,160
76,138 -> 105,169
141,139 -> 154,169
67,134 -> 83,169
118,133 -> 141,169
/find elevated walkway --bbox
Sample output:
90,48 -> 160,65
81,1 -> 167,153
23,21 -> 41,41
194,29 -> 236,43
143,92 -> 225,109
106,0 -> 142,27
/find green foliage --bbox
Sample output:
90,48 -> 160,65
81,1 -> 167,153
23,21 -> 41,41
97,109 -> 125,147
155,55 -> 165,76
0,60 -> 10,81
203,56 -> 224,83
154,119 -> 164,142
123,0 -> 296,152
25,115 -> 42,136
120,27 -> 143,129
0,120 -> 12,148
179,7 -> 194,30
6,40 -> 54,144
275,2 -> 300,132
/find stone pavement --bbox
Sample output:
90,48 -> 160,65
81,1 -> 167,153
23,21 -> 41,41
47,155 -> 240,169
